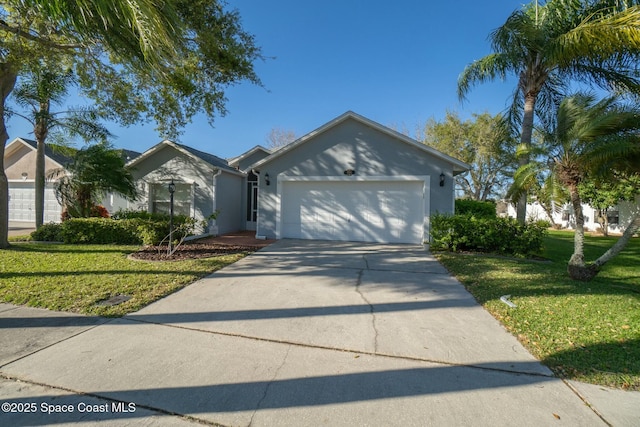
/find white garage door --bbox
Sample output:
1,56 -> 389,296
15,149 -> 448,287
8,183 -> 62,223
281,180 -> 425,244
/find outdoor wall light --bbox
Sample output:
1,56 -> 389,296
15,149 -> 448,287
265,173 -> 270,186
344,169 -> 356,176
21,172 -> 28,181
439,172 -> 445,187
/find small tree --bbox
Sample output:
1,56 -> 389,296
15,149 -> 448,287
421,112 -> 515,200
579,174 -> 640,236
52,143 -> 137,218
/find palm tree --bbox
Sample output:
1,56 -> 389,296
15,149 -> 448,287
10,65 -> 112,228
458,0 -> 640,224
52,143 -> 137,218
513,93 -> 640,280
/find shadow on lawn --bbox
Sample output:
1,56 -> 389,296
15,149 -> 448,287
542,338 -> 640,389
3,243 -> 137,255
0,269 -> 214,279
438,254 -> 640,303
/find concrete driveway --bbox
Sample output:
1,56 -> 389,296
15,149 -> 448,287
0,240 -> 634,426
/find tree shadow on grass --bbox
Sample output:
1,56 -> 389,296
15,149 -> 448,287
542,338 -> 640,389
3,243 -> 137,255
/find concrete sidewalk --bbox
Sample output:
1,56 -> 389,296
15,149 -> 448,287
1,240 -> 638,426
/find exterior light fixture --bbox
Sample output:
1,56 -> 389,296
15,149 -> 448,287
265,173 -> 270,186
439,173 -> 445,187
344,169 -> 356,176
21,172 -> 28,181
168,179 -> 176,254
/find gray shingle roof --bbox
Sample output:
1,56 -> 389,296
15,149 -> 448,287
174,142 -> 238,173
19,138 -> 73,167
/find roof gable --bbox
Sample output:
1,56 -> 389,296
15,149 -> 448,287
227,145 -> 272,171
250,111 -> 470,173
127,140 -> 243,175
5,137 -> 73,168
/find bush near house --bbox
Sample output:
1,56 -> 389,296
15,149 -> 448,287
31,214 -> 193,245
431,214 -> 547,256
455,199 -> 497,218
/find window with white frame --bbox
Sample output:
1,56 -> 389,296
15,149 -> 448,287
151,183 -> 192,216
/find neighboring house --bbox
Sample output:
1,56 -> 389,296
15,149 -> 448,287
4,137 -> 140,224
126,140 -> 271,235
4,137 -> 71,223
503,198 -> 640,234
249,111 -> 470,244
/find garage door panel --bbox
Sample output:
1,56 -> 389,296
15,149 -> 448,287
9,184 -> 62,223
281,180 -> 424,244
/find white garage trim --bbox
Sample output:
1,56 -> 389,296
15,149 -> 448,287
275,175 -> 430,243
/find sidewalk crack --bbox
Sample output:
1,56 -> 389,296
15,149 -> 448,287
248,344 -> 292,427
355,269 -> 379,353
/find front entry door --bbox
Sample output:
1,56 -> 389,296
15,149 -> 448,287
246,174 -> 258,230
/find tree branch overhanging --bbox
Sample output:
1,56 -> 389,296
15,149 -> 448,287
0,19 -> 82,50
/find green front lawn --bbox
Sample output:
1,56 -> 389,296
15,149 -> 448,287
435,230 -> 640,390
0,243 -> 247,317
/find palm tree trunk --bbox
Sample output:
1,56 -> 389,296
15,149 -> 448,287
0,64 -> 18,248
566,185 -> 598,281
34,105 -> 49,229
35,135 -> 46,229
517,93 -> 536,224
593,210 -> 640,269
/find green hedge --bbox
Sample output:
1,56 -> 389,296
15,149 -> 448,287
430,214 -> 547,256
30,217 -> 192,245
30,223 -> 64,242
58,218 -> 142,244
454,199 -> 496,218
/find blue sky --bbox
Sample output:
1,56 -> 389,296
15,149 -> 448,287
7,0 -> 524,159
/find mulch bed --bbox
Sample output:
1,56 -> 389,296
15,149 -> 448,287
130,243 -> 264,261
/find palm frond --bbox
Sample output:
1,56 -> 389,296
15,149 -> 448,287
23,0 -> 181,68
457,53 -> 517,101
508,160 -> 545,201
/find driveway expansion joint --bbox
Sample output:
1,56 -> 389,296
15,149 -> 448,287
124,315 -> 556,379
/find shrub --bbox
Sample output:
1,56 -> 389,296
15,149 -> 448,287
430,214 -> 547,256
533,219 -> 552,229
90,205 -> 110,218
455,199 -> 496,218
58,218 -> 142,244
61,205 -> 110,221
50,215 -> 196,245
30,223 -> 63,242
